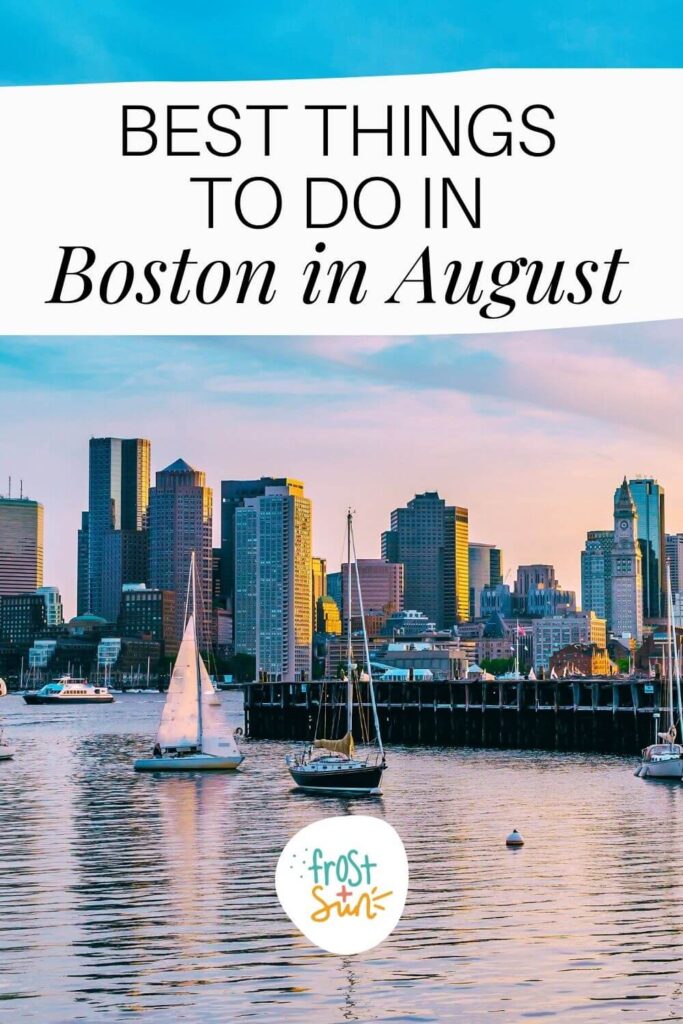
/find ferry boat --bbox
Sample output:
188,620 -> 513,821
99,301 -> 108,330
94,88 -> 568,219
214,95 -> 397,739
23,676 -> 114,705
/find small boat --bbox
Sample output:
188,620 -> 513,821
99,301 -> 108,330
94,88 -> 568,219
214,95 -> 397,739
635,562 -> 683,779
0,678 -> 7,697
134,553 -> 244,773
0,730 -> 14,760
286,510 -> 386,795
23,676 -> 114,705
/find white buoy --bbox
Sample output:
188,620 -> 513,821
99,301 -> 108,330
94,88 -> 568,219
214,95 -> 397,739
506,829 -> 524,848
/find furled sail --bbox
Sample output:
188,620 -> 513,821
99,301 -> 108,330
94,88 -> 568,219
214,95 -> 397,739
198,657 -> 242,758
156,615 -> 201,749
314,732 -> 355,758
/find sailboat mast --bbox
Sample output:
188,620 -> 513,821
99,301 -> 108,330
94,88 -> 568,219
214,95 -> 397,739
350,515 -> 384,761
191,551 -> 204,750
346,509 -> 353,735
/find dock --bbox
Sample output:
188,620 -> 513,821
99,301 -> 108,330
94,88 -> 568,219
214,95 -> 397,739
244,678 -> 666,754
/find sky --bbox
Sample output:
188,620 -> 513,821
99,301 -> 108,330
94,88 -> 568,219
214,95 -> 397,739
2,322 -> 682,617
1,1 -> 681,615
0,1 -> 682,85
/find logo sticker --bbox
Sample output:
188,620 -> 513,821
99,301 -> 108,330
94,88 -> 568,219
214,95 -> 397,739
275,815 -> 409,954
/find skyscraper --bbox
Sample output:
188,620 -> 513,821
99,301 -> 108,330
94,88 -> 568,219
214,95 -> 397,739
611,478 -> 643,641
148,458 -> 213,651
77,511 -> 89,615
383,491 -> 469,627
666,533 -> 683,594
83,437 -> 150,619
581,530 -> 613,626
234,481 -> 312,680
0,496 -> 44,595
628,477 -> 665,619
341,559 -> 404,616
311,556 -> 327,627
468,543 -> 504,619
220,477 -> 296,614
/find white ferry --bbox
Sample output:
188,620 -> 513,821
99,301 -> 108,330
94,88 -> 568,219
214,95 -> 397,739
23,676 -> 114,705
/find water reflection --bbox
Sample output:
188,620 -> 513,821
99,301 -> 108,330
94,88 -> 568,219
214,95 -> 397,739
1,693 -> 683,1022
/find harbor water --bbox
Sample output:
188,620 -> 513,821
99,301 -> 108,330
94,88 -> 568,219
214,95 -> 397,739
2,692 -> 683,1023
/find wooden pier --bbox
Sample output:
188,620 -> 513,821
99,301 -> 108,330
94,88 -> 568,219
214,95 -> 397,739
244,678 -> 666,755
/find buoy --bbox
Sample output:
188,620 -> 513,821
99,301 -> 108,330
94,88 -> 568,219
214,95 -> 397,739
506,829 -> 524,848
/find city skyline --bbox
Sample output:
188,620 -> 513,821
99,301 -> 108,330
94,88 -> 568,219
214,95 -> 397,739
3,321 -> 683,616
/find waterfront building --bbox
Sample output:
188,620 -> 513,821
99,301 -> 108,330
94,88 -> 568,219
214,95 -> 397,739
148,458 -> 213,650
220,476 -> 296,613
35,587 -> 63,627
0,592 -> 47,644
234,481 -> 312,681
28,638 -> 57,670
375,641 -> 467,681
117,584 -> 176,653
98,636 -> 122,669
382,608 -> 436,637
468,543 -> 503,619
0,496 -> 44,596
532,612 -> 607,671
549,643 -> 616,677
382,491 -> 469,627
581,530 -> 613,627
611,478 -> 644,642
628,477 -> 665,619
83,437 -> 150,619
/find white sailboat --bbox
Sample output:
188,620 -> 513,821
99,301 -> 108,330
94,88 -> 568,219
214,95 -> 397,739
635,562 -> 683,779
134,554 -> 244,772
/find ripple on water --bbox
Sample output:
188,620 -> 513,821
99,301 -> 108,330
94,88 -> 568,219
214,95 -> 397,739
1,693 -> 683,1023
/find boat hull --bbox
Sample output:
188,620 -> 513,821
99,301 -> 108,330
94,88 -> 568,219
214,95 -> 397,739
134,753 -> 244,772
288,762 -> 384,794
635,759 -> 683,779
23,694 -> 114,705
0,747 -> 15,761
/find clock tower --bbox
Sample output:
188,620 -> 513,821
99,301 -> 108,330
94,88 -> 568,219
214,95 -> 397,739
611,477 -> 643,641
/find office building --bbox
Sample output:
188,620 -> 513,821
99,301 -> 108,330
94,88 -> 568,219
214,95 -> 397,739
0,496 -> 44,596
532,611 -> 607,670
148,458 -> 213,650
666,533 -> 683,594
628,477 -> 665,619
234,481 -> 312,680
382,491 -> 469,628
220,477 -> 296,613
0,592 -> 47,644
118,584 -> 176,653
611,478 -> 643,641
83,437 -> 150,618
468,543 -> 504,618
581,530 -> 613,627
77,511 -> 89,615
341,558 -> 404,618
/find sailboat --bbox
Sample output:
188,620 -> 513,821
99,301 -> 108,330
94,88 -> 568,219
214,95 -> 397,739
635,562 -> 683,779
134,553 -> 244,772
286,510 -> 386,795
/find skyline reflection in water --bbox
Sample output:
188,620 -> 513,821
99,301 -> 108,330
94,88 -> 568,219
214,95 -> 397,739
1,692 -> 683,1023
